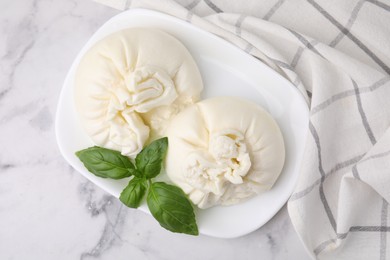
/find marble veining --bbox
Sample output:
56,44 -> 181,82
78,182 -> 126,259
0,0 -> 311,259
1,0 -> 37,101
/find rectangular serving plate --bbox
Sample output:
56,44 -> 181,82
55,8 -> 309,238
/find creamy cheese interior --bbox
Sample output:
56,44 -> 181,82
165,97 -> 285,209
74,28 -> 203,157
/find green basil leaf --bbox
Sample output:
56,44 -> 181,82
120,177 -> 147,208
147,182 -> 198,235
76,146 -> 136,179
135,137 -> 168,179
131,169 -> 143,178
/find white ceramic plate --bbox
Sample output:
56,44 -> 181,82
55,9 -> 309,239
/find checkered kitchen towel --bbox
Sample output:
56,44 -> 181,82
93,0 -> 390,259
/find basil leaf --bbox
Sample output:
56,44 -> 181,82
135,137 -> 168,179
76,146 -> 136,179
147,182 -> 198,235
120,177 -> 147,208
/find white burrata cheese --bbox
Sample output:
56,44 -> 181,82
165,97 -> 285,209
74,28 -> 203,157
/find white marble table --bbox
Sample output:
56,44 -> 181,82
0,0 -> 312,259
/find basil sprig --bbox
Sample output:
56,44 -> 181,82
75,137 -> 198,236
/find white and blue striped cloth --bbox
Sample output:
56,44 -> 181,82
94,0 -> 390,259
